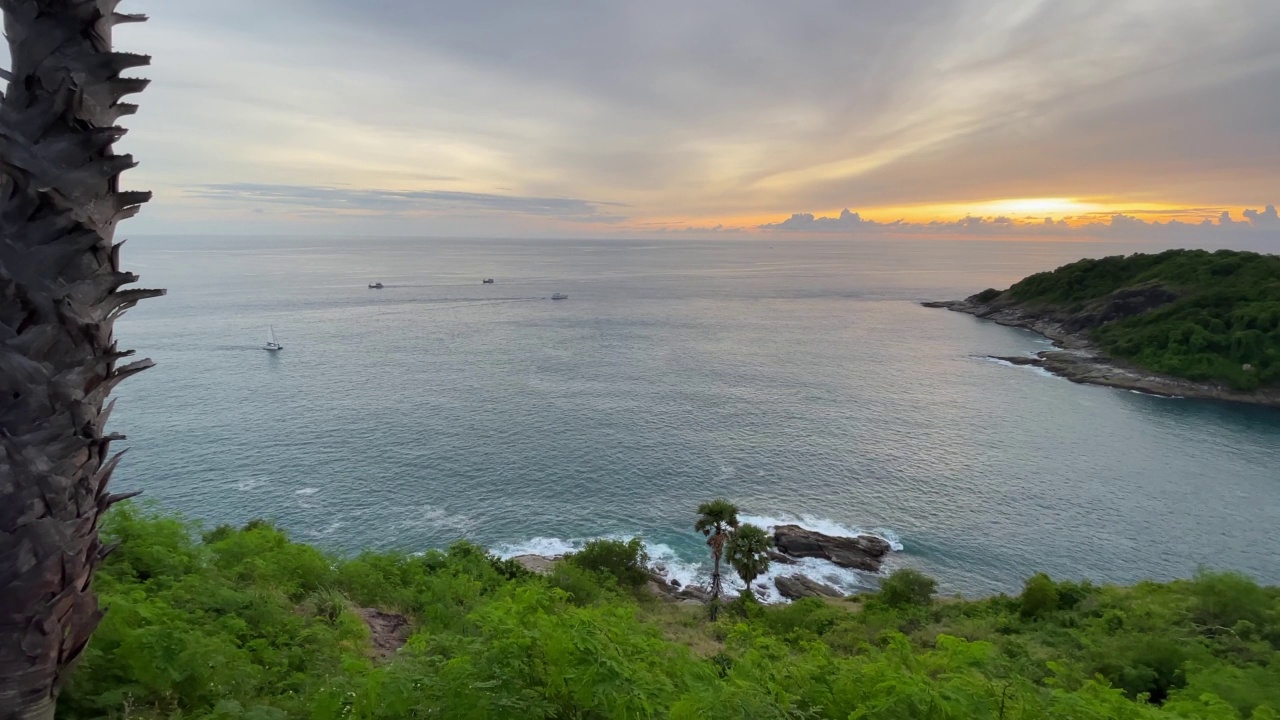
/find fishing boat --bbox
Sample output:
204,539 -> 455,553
368,282 -> 384,289
264,326 -> 284,352
482,278 -> 495,284
551,292 -> 568,300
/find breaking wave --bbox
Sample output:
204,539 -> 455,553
491,515 -> 903,603
983,355 -> 1059,379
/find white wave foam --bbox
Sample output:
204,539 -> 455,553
494,535 -> 707,592
234,480 -> 262,491
870,527 -> 905,552
1128,389 -> 1183,399
493,536 -> 580,559
643,542 -> 710,591
739,514 -> 903,551
727,554 -> 876,604
492,514 -> 904,603
294,487 -> 319,496
983,356 -> 1059,379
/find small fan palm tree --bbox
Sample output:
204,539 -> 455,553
725,523 -> 771,599
1,2 -> 160,717
694,499 -> 739,619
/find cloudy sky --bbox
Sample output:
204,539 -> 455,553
99,0 -> 1280,238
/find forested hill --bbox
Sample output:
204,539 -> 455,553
974,249 -> 1280,390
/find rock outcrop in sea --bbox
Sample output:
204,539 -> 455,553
774,574 -> 843,600
505,523 -> 898,604
772,524 -> 892,572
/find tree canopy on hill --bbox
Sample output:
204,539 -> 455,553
999,249 -> 1280,389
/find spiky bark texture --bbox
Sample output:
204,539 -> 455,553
0,2 -> 159,718
707,532 -> 726,620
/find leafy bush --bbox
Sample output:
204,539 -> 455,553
1020,573 -> 1060,618
301,587 -> 349,622
1091,635 -> 1192,704
1189,569 -> 1273,632
566,537 -> 651,590
548,561 -> 613,606
877,568 -> 937,608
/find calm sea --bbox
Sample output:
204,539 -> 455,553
111,235 -> 1280,598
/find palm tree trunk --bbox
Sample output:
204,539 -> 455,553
709,539 -> 724,621
709,557 -> 721,620
0,2 -> 160,718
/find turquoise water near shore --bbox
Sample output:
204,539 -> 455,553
111,236 -> 1280,597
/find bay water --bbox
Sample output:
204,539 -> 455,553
111,236 -> 1280,598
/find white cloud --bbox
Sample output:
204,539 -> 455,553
759,205 -> 1280,244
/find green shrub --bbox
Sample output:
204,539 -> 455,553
1091,635 -> 1192,704
548,562 -> 611,606
1190,569 -> 1272,631
878,568 -> 937,608
1056,579 -> 1096,611
760,597 -> 844,640
566,537 -> 651,590
302,587 -> 349,622
1020,573 -> 1060,618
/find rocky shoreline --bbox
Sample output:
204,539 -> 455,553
511,523 -> 896,603
923,298 -> 1280,408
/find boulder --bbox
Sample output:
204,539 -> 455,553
647,569 -> 671,587
645,580 -> 674,599
767,549 -> 798,565
775,575 -> 843,600
989,355 -> 1043,367
773,525 -> 891,572
676,586 -> 712,603
511,554 -> 559,575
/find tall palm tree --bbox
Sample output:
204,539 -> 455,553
694,498 -> 739,619
725,523 -> 771,599
0,2 -> 160,718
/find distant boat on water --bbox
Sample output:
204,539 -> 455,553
368,282 -> 384,289
551,292 -> 568,300
482,278 -> 495,284
264,326 -> 284,352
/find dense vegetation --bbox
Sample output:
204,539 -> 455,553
999,249 -> 1280,389
60,504 -> 1280,719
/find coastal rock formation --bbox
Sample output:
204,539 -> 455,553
675,586 -> 711,603
767,549 -> 798,565
512,554 -> 559,575
773,524 -> 892,572
775,575 -> 843,600
926,290 -> 1280,407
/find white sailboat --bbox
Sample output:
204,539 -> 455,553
264,325 -> 284,352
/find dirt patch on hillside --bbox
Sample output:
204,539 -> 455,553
357,608 -> 411,660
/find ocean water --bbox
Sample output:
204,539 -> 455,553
111,235 -> 1280,598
